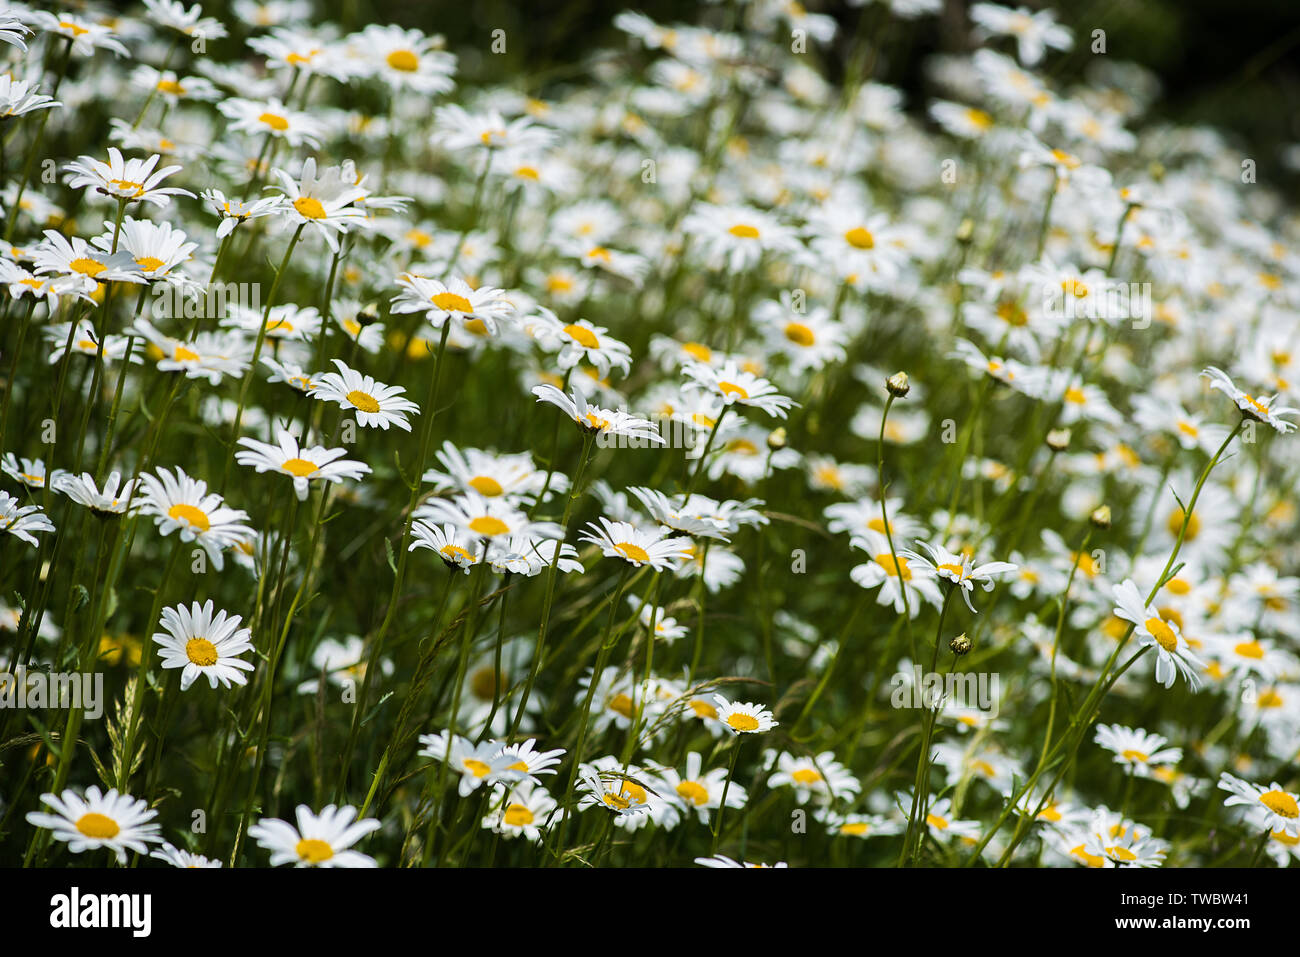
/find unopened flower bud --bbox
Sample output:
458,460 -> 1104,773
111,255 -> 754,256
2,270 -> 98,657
767,427 -> 787,451
357,302 -> 381,326
887,371 -> 910,398
956,218 -> 974,244
950,633 -> 971,656
1046,428 -> 1071,452
1090,505 -> 1112,530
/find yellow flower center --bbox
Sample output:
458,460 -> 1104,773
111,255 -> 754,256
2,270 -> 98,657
346,389 -> 380,413
440,544 -> 473,564
295,838 -> 334,863
563,323 -> 600,349
463,758 -> 492,778
469,475 -> 504,497
1106,846 -> 1138,862
386,49 -> 419,72
156,79 -> 186,95
1166,507 -> 1200,541
1144,617 -> 1178,652
677,781 -> 709,806
1120,749 -> 1149,763
185,637 -> 218,667
840,821 -> 870,836
1261,790 -> 1299,818
75,812 -> 120,839
431,291 -> 473,313
784,322 -> 815,346
259,112 -> 290,131
925,813 -> 949,831
728,223 -> 760,239
167,503 -> 210,532
996,300 -> 1028,326
614,541 -> 650,563
1234,640 -> 1265,659
844,226 -> 875,249
281,457 -> 319,478
791,768 -> 823,785
874,553 -> 912,580
293,196 -> 327,219
468,516 -> 510,537
682,342 -> 712,363
689,699 -> 718,719
727,712 -> 760,732
717,381 -> 749,400
503,804 -> 534,827
965,108 -> 994,130
135,256 -> 165,273
70,257 -> 107,277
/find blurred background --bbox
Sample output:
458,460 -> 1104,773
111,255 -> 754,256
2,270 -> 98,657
193,0 -> 1300,184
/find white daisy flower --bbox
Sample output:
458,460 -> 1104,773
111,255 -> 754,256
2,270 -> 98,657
308,359 -> 420,431
247,804 -> 381,867
712,694 -> 778,734
235,427 -> 371,500
580,517 -> 692,570
1111,578 -> 1204,689
25,787 -> 161,863
138,467 -> 255,571
64,148 -> 193,208
153,600 -> 255,690
1,490 -> 55,546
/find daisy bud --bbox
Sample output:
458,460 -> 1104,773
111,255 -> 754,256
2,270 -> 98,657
886,371 -> 910,398
1149,160 -> 1166,182
1090,505 -> 1112,530
955,218 -> 974,244
949,633 -> 971,656
1046,428 -> 1071,452
767,427 -> 788,451
357,301 -> 381,326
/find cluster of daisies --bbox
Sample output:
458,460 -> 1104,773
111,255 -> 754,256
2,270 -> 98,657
2,0 -> 1299,869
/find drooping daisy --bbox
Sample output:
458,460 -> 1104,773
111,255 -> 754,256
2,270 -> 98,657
153,600 -> 255,691
64,148 -> 193,208
712,694 -> 778,734
25,787 -> 162,863
1111,578 -> 1204,689
1202,366 -> 1298,433
138,467 -> 255,570
201,188 -> 288,239
409,520 -> 484,573
308,359 -> 419,431
580,517 -> 692,570
1,491 -> 55,546
0,454 -> 63,491
53,471 -> 139,516
235,428 -> 371,500
247,804 -> 381,867
899,540 -> 1018,612
1218,773 -> 1300,836
531,383 -> 665,445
